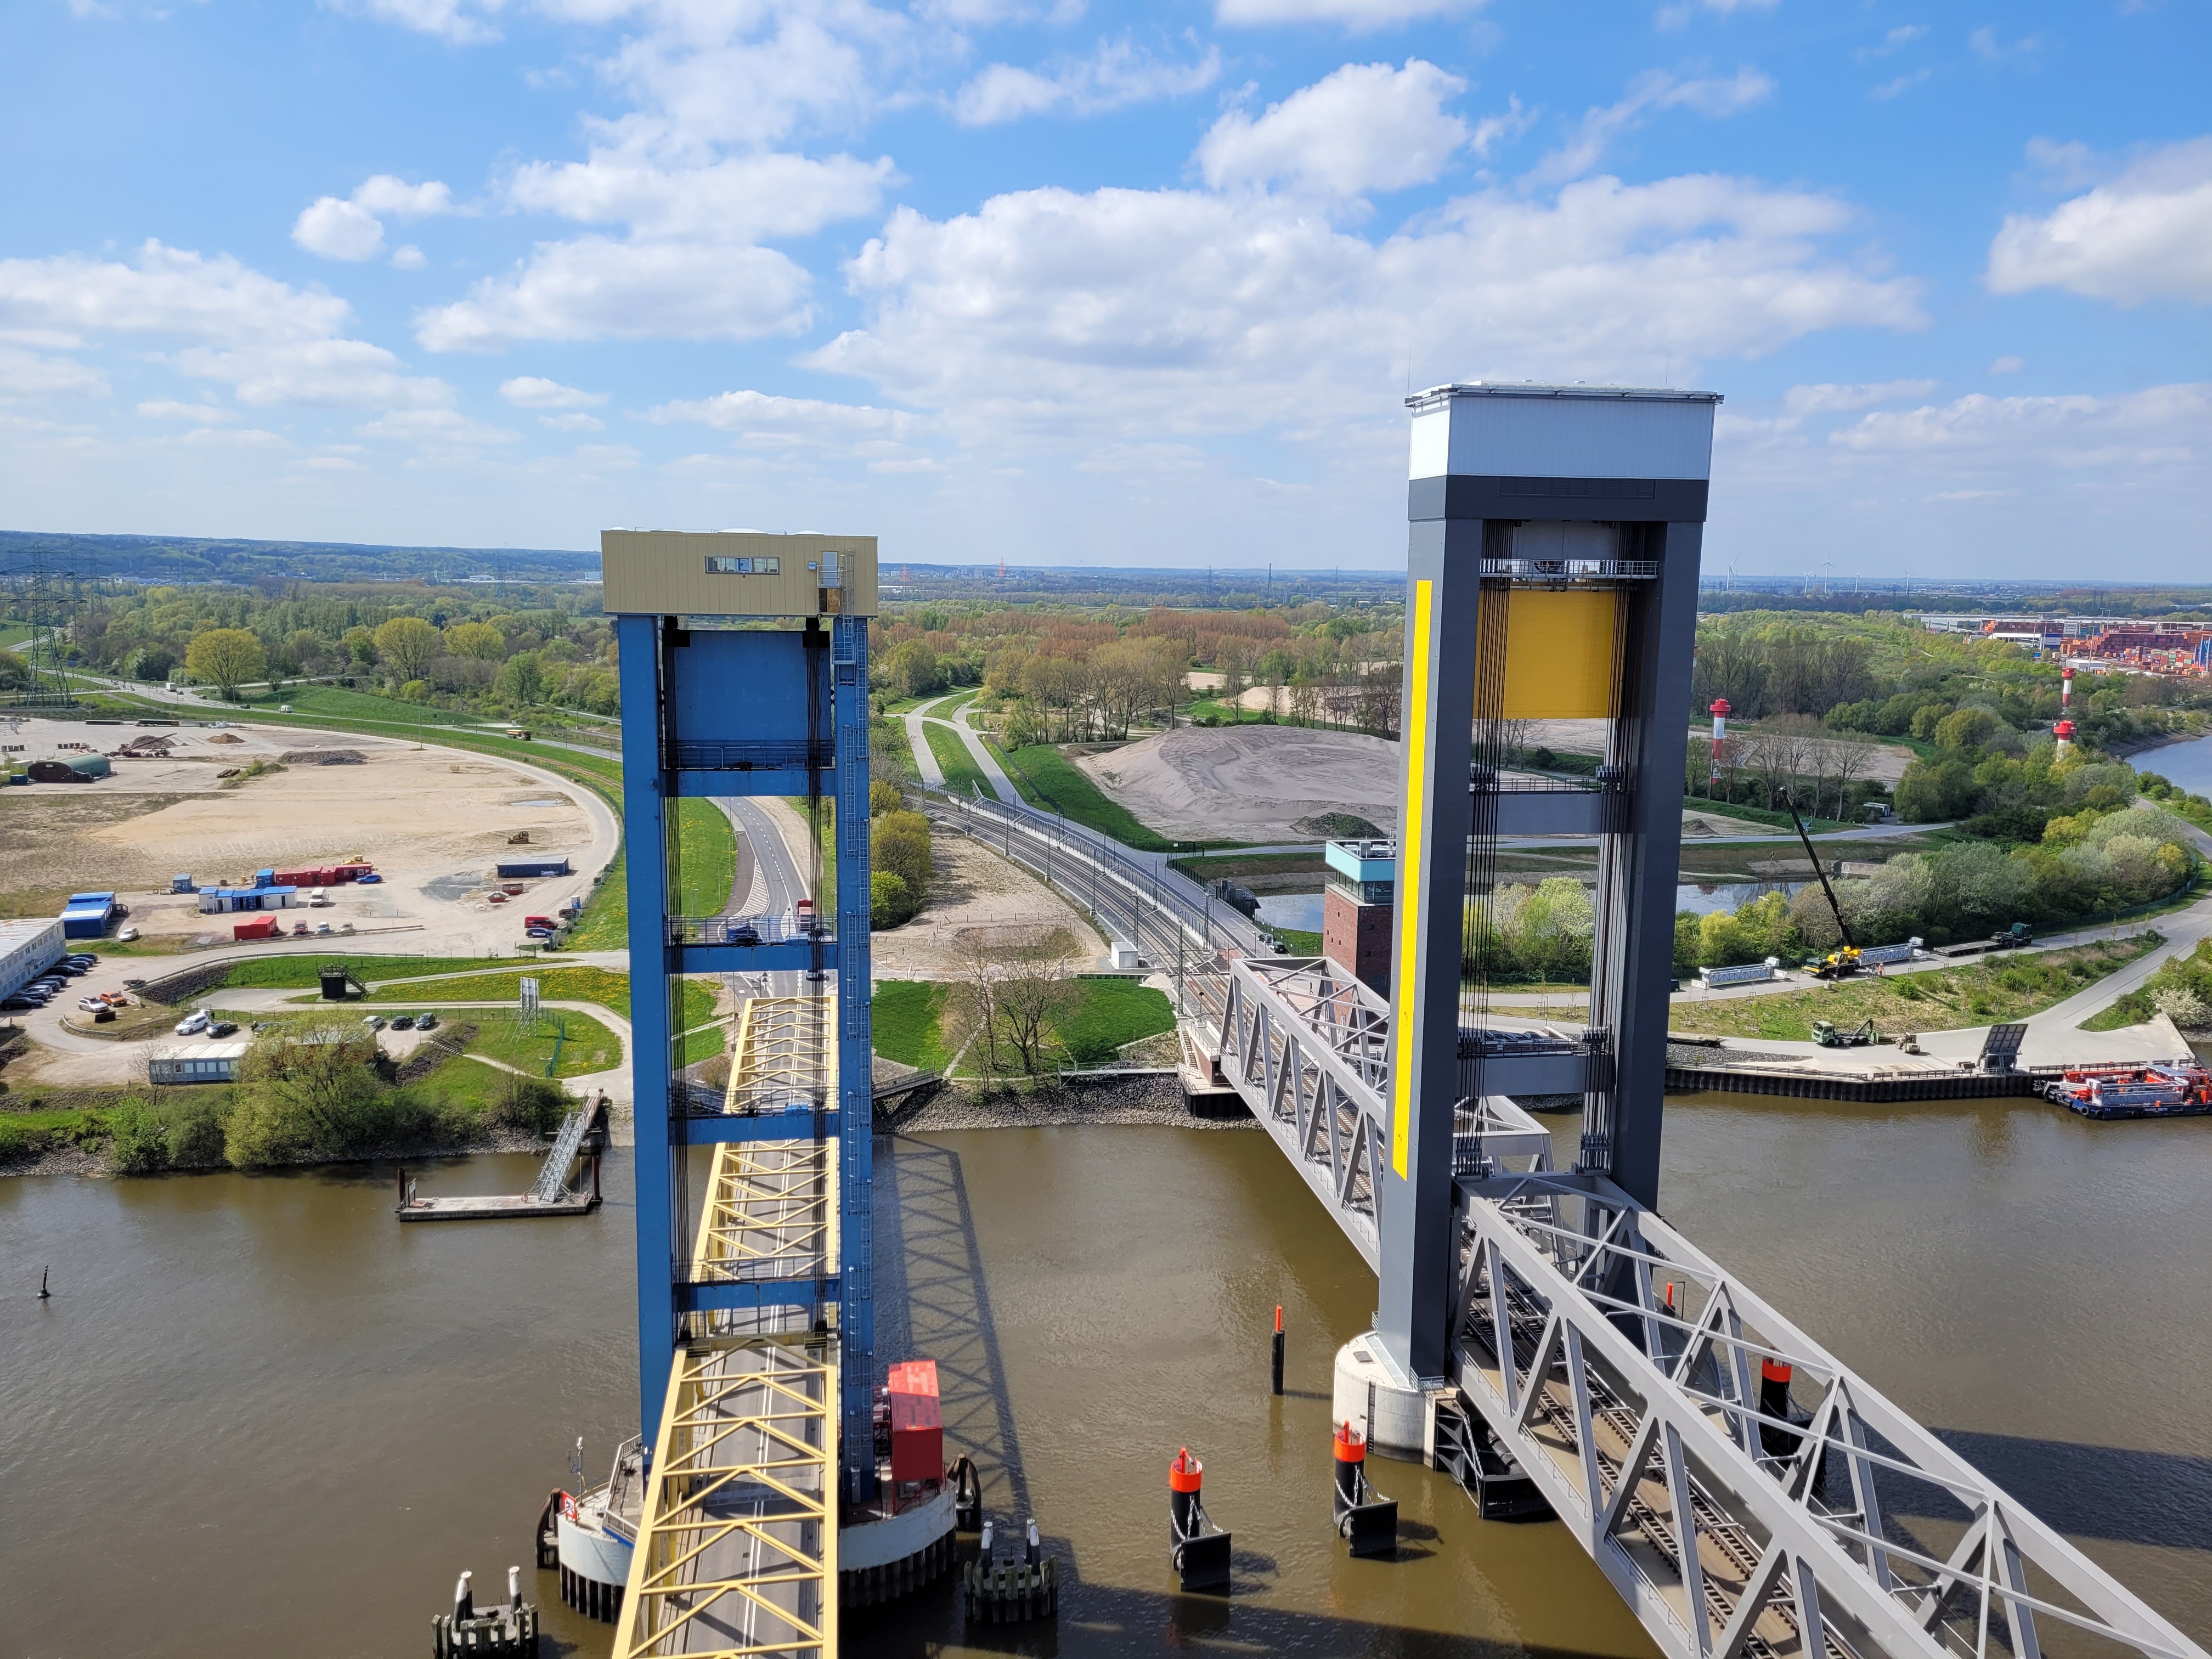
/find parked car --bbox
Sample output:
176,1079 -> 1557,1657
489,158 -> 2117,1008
77,997 -> 104,1012
362,1014 -> 386,1030
307,893 -> 331,907
356,872 -> 382,884
415,1013 -> 439,1031
1,996 -> 38,1011
123,977 -> 147,990
174,1012 -> 209,1035
66,953 -> 97,968
117,927 -> 140,942
388,1014 -> 415,1030
207,1020 -> 238,1037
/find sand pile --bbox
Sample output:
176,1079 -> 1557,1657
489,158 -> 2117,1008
1077,727 -> 1398,842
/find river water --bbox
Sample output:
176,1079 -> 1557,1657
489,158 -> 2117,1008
8,1097 -> 2212,1657
2136,732 -> 2212,799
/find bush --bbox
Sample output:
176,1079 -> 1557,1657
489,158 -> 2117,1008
873,809 -> 934,902
166,1096 -> 230,1166
106,1099 -> 172,1175
872,870 -> 917,929
870,779 -> 904,816
493,1073 -> 571,1133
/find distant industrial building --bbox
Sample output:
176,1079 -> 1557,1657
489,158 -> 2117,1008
0,917 -> 66,1000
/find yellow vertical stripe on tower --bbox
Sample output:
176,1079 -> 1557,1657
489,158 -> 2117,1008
1391,580 -> 1432,1179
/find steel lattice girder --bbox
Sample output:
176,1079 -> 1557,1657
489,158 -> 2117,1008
1451,1170 -> 2208,1659
1215,958 -> 1557,1270
613,1343 -> 838,1659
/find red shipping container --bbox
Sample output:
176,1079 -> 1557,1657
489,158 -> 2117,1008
318,867 -> 339,885
887,1359 -> 943,1483
233,916 -> 278,940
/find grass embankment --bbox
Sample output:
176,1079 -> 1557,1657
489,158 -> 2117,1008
872,980 -> 951,1070
1683,797 -> 1854,834
923,720 -> 989,797
1669,936 -> 2163,1044
217,1005 -> 624,1079
674,798 -> 738,916
2082,936 -> 2212,1032
873,977 -> 1175,1073
999,744 -> 1217,852
1274,929 -> 1324,955
221,955 -> 534,989
1171,852 -> 1329,879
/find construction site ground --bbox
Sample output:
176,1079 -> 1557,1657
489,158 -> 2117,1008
0,715 -> 617,955
869,828 -> 1099,980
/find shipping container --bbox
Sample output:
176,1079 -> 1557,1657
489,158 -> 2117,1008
172,873 -> 195,894
496,859 -> 572,878
233,916 -> 279,941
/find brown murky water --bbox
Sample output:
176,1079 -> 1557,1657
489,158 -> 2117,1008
7,1093 -> 2212,1658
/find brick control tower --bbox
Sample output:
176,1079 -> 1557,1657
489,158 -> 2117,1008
1320,838 -> 1396,996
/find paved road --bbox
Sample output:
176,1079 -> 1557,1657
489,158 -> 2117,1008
901,695 -> 1019,805
901,696 -> 949,788
715,797 -> 816,998
947,704 -> 1019,803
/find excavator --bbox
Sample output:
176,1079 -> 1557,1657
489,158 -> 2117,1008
1782,789 -> 1861,980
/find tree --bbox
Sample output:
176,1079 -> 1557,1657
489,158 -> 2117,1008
495,650 -> 544,705
0,647 -> 27,689
885,640 -> 946,700
446,621 -> 505,661
943,930 -> 1077,1077
873,809 -> 933,902
373,616 -> 442,683
185,628 -> 268,699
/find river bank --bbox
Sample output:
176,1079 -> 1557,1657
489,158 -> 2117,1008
0,1122 -> 555,1180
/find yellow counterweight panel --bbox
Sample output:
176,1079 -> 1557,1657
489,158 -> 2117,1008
1480,586 -> 1619,720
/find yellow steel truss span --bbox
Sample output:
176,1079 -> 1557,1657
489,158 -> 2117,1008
617,994 -> 842,1659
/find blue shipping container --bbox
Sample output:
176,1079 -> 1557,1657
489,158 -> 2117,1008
496,859 -> 572,878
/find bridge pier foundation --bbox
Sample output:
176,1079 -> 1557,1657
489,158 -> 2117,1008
1331,1334 -> 1431,1461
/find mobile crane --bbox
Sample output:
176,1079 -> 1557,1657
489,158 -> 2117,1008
1782,789 -> 1861,980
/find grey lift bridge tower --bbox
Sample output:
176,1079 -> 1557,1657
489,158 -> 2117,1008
1377,382 -> 1713,1391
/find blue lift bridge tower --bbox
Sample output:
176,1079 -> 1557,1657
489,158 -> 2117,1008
557,530 -> 956,1657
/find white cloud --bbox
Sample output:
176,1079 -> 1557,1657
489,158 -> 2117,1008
1197,60 -> 1469,198
1857,22 -> 1927,59
500,375 -> 608,409
0,240 -> 449,408
953,38 -> 1220,126
345,0 -> 503,45
1987,138 -> 2212,305
294,198 -> 386,262
137,399 -> 236,421
1869,69 -> 1930,101
293,174 -> 464,262
647,388 -> 926,444
541,411 -> 605,432
390,245 -> 428,270
1530,67 -> 1775,184
0,346 -> 106,399
1214,0 -> 1488,26
1970,26 -> 2044,63
1657,0 -> 1778,27
505,151 -> 893,240
1782,379 -> 1938,415
1990,354 -> 2024,374
808,172 -> 1923,442
1827,385 -> 2207,471
178,425 -> 292,449
358,407 -> 520,445
415,238 -> 814,350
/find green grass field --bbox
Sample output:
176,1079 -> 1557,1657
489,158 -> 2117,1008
567,849 -> 628,949
1671,935 -> 2159,1043
1273,928 -> 1323,955
222,955 -> 532,989
1052,979 -> 1177,1064
674,798 -> 738,916
923,720 -> 988,796
871,980 -> 951,1069
1000,744 -> 1191,851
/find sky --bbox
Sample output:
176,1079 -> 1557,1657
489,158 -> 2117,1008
1,0 -> 2207,577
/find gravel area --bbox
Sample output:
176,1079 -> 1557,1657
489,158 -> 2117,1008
881,1071 -> 1256,1132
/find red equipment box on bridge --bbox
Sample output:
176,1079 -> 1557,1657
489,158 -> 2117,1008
887,1359 -> 943,1483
